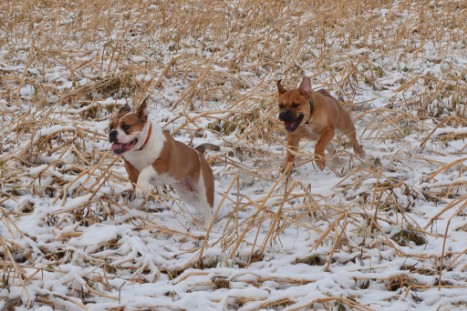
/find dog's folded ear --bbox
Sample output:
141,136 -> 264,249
299,77 -> 312,96
137,97 -> 149,121
118,104 -> 131,114
277,79 -> 287,94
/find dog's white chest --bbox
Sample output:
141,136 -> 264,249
122,122 -> 166,172
305,123 -> 321,136
124,152 -> 154,172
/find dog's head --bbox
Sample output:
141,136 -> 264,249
108,99 -> 149,154
277,77 -> 313,132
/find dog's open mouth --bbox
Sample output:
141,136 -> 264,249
111,138 -> 138,154
283,114 -> 304,132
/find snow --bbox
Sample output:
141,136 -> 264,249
1,0 -> 466,310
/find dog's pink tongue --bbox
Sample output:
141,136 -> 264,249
111,143 -> 123,151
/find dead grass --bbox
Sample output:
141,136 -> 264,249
0,0 -> 466,309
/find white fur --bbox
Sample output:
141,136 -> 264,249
135,166 -> 152,196
135,166 -> 176,197
115,127 -> 136,144
122,121 -> 166,172
175,187 -> 212,228
136,160 -> 212,227
190,166 -> 213,226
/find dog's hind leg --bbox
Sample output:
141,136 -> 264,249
337,110 -> 365,157
174,176 -> 213,229
196,171 -> 214,228
344,128 -> 365,157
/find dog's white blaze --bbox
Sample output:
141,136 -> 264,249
123,122 -> 166,172
116,127 -> 138,144
131,121 -> 151,150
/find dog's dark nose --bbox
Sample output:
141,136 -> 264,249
279,110 -> 293,122
109,129 -> 118,142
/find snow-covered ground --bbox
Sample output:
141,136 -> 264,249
1,1 -> 466,310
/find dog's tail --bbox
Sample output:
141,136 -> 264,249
195,143 -> 220,155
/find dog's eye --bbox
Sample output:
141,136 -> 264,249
291,103 -> 300,108
121,124 -> 130,132
279,104 -> 285,109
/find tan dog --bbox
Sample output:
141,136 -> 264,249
277,77 -> 364,172
108,100 -> 218,225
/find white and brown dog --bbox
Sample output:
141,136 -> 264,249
108,100 -> 218,225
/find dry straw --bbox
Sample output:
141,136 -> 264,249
0,0 -> 466,309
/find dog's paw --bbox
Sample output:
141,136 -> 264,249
280,162 -> 294,175
355,145 -> 366,158
202,220 -> 212,231
130,196 -> 146,209
190,216 -> 209,231
331,155 -> 343,167
315,154 -> 326,170
329,156 -> 345,177
121,189 -> 136,200
135,188 -> 147,199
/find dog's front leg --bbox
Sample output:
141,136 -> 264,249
124,160 -> 140,190
135,166 -> 156,197
315,127 -> 335,170
282,132 -> 301,172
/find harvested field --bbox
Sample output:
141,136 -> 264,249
0,0 -> 466,310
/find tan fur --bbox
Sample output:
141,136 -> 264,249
152,131 -> 214,207
277,77 -> 364,171
124,160 -> 139,185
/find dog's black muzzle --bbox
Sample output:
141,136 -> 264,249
109,129 -> 118,143
279,110 -> 304,132
279,110 -> 294,122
